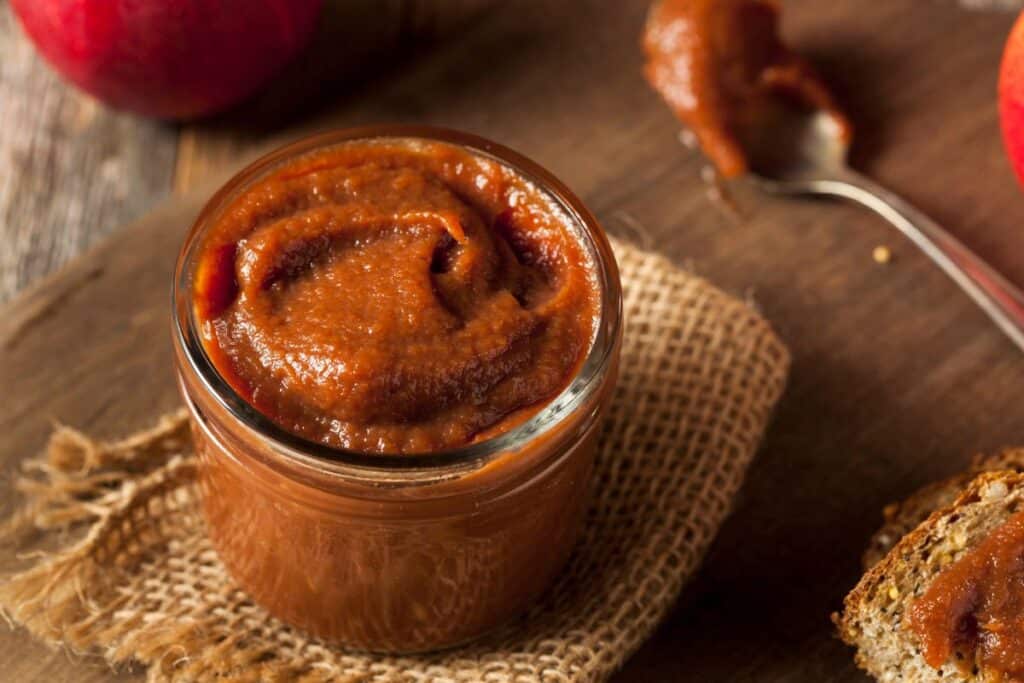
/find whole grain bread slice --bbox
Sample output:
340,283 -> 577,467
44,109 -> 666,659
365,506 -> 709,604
862,449 -> 1024,569
837,469 -> 1024,682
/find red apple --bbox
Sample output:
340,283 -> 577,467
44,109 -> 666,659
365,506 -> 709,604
1000,11 -> 1024,187
10,0 -> 323,120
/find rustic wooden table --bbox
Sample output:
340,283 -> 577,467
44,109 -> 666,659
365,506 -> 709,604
4,0 -> 1024,681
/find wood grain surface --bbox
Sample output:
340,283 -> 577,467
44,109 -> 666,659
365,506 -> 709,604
0,1 -> 177,303
3,0 -> 1024,681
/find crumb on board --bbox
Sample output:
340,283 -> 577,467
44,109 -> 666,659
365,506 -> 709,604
873,245 -> 892,265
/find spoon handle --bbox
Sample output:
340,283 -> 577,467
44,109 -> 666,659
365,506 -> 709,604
804,168 -> 1024,353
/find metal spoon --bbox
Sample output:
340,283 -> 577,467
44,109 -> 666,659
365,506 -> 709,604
741,106 -> 1024,352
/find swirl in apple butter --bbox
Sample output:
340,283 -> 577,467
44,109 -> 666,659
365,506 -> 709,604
192,139 -> 598,454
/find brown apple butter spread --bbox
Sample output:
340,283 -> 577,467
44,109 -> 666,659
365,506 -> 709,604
642,0 -> 852,178
192,139 -> 598,454
908,510 -> 1024,680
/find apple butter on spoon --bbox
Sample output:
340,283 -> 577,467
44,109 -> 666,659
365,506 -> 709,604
643,0 -> 1024,353
643,0 -> 851,179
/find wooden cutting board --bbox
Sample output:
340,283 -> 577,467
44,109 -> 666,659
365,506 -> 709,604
3,1 -> 1024,680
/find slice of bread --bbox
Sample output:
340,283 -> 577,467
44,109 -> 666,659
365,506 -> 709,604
837,469 -> 1024,682
862,449 -> 1024,569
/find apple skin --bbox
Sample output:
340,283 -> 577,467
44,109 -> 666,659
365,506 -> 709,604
1000,11 -> 1024,188
10,0 -> 323,120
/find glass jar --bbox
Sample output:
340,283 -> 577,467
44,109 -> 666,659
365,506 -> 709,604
171,126 -> 622,653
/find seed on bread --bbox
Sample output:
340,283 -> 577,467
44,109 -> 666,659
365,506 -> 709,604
982,479 -> 1009,500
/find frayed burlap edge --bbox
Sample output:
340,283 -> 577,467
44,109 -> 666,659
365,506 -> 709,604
0,239 -> 790,683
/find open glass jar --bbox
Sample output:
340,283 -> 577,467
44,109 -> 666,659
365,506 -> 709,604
171,126 -> 622,653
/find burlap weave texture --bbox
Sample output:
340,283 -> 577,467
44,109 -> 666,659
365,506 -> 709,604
0,239 -> 789,682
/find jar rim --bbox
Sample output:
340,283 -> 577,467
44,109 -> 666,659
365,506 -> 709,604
172,125 -> 622,479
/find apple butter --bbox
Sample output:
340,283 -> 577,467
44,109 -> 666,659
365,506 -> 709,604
191,137 -> 598,454
908,510 -> 1024,679
171,127 -> 623,652
643,0 -> 852,178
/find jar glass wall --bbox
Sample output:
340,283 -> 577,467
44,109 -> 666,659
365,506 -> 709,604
171,126 -> 622,653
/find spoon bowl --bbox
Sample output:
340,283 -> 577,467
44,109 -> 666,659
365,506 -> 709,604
745,107 -> 851,184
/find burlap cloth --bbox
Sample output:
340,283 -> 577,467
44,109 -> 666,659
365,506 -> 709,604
0,238 -> 789,682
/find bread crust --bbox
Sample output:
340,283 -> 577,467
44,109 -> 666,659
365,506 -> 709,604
862,449 -> 1024,569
